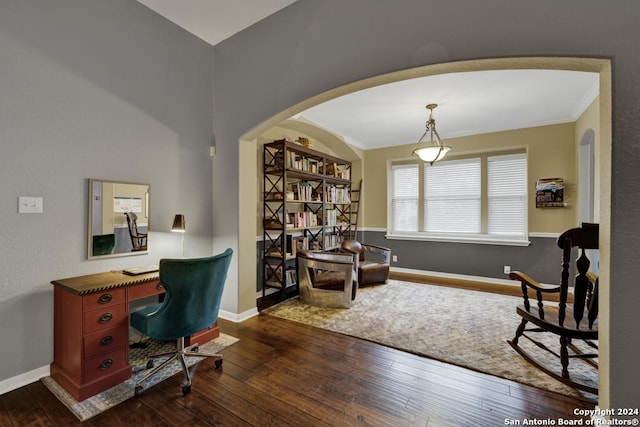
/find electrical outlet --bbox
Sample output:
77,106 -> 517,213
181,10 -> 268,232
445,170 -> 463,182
392,255 -> 398,263
503,265 -> 511,274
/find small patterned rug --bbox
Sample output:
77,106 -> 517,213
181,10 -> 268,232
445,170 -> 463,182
42,333 -> 239,421
263,280 -> 598,403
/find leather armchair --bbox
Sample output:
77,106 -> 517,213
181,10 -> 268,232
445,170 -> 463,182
342,240 -> 391,286
297,249 -> 358,308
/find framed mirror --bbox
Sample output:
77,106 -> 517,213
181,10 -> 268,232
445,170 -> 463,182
88,179 -> 150,259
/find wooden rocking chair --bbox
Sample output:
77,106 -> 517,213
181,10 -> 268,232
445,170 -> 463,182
124,212 -> 148,251
508,223 -> 599,394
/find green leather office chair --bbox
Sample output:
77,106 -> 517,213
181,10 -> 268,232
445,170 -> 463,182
130,248 -> 233,396
92,233 -> 115,256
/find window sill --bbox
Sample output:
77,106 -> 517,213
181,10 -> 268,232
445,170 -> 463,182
385,232 -> 531,247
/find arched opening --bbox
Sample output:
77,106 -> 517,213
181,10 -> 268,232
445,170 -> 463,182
237,56 -> 611,398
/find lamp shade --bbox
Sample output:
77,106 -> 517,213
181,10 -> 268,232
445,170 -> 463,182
411,103 -> 452,165
171,214 -> 186,232
413,145 -> 451,163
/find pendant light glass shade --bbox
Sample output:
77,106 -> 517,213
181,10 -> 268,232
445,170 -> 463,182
411,104 -> 452,165
413,145 -> 451,163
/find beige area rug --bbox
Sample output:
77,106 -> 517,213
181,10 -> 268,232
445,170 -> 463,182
42,333 -> 239,421
263,280 -> 598,402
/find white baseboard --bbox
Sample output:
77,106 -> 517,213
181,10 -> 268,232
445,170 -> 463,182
219,308 -> 258,323
390,267 -> 520,287
0,365 -> 50,396
0,310 -> 257,397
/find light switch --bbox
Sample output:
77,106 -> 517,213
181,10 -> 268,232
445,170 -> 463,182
18,196 -> 43,214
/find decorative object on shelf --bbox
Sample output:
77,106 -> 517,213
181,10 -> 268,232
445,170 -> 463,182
296,136 -> 313,148
171,214 -> 186,256
411,103 -> 452,165
535,178 -> 566,208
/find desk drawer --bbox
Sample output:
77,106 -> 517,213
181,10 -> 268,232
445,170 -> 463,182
83,348 -> 128,383
83,304 -> 127,335
128,280 -> 165,301
84,327 -> 128,359
83,288 -> 126,311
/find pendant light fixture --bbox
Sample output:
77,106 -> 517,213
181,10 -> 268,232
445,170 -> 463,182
411,103 -> 452,165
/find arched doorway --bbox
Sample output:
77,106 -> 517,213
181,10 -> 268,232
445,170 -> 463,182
238,56 -> 611,399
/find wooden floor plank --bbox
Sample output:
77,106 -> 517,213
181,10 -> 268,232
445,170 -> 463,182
0,315 -> 595,426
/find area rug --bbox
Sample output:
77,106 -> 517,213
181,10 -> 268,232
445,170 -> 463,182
263,280 -> 598,402
41,333 -> 239,421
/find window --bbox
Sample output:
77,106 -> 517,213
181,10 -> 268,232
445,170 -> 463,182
487,154 -> 527,235
425,158 -> 481,233
388,152 -> 528,245
391,164 -> 418,232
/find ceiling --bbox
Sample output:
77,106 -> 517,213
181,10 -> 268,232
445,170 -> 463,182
136,2 -> 600,151
136,0 -> 298,46
297,69 -> 600,150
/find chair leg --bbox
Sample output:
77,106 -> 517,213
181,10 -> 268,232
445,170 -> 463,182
135,337 -> 224,396
511,318 -> 528,345
135,351 -> 179,392
560,335 -> 570,379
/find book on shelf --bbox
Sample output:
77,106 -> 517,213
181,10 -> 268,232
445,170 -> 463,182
286,234 -> 309,257
323,233 -> 342,249
285,269 -> 296,287
287,151 -> 322,173
324,185 -> 350,203
323,209 -> 337,226
289,211 -> 318,228
308,159 -> 320,174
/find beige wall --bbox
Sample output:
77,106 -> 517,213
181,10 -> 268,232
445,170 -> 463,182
255,99 -> 600,237
256,125 -> 363,235
363,123 -> 578,234
575,97 -> 601,222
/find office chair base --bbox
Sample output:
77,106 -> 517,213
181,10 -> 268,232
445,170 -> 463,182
134,337 -> 223,397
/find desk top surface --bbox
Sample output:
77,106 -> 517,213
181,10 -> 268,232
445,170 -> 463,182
51,271 -> 159,295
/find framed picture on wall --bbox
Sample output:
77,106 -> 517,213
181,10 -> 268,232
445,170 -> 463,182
535,178 -> 565,208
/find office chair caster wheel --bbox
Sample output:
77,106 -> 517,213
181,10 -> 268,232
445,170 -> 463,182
215,359 -> 223,369
191,345 -> 199,353
182,384 -> 191,395
135,385 -> 144,397
146,360 -> 154,369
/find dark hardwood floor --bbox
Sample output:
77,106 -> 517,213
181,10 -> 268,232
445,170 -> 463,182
0,315 -> 595,426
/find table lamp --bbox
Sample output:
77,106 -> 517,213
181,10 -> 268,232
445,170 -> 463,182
171,214 -> 186,257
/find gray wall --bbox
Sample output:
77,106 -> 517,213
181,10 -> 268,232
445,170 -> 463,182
363,232 -> 560,284
257,233 -> 561,292
0,0 -> 214,382
214,0 -> 638,410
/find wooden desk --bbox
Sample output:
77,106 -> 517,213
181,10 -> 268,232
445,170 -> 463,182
51,270 -> 219,401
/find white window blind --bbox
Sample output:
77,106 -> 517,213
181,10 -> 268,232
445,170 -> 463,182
391,164 -> 419,232
487,154 -> 527,235
425,158 -> 481,233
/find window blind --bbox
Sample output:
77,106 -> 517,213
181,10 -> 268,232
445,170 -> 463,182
391,164 -> 419,231
487,154 -> 527,235
425,158 -> 481,233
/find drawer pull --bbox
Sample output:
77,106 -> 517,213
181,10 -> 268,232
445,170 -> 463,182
100,335 -> 114,346
98,293 -> 113,304
99,312 -> 113,323
99,359 -> 113,370
157,283 -> 164,290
